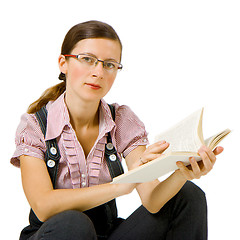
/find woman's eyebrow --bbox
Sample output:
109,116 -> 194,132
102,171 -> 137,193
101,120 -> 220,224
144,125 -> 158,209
80,52 -> 97,57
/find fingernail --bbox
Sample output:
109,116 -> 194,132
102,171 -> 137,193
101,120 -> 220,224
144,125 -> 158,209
198,148 -> 203,154
189,157 -> 194,163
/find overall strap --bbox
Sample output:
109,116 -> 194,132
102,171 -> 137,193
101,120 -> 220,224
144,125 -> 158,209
35,104 -> 124,187
105,104 -> 124,178
35,106 -> 61,188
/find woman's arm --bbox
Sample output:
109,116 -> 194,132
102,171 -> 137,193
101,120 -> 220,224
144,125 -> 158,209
20,155 -> 136,222
125,142 -> 223,213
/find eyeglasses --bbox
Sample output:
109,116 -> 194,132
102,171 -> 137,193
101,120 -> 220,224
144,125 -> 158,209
64,54 -> 123,72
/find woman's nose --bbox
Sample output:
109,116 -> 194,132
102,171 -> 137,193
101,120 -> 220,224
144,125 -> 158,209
91,61 -> 105,79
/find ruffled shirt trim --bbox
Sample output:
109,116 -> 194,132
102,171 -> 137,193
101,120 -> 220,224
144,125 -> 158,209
45,93 -> 116,189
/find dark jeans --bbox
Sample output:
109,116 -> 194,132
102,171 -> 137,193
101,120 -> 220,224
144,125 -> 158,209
26,181 -> 208,240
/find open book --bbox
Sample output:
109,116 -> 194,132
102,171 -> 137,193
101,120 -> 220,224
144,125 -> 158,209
112,108 -> 231,184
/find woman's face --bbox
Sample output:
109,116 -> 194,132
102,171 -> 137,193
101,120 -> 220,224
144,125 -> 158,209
59,38 -> 122,103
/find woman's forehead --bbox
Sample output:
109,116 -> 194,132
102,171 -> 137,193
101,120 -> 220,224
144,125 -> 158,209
72,38 -> 122,60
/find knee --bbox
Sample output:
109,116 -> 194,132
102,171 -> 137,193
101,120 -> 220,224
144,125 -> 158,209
182,181 -> 206,199
47,210 -> 97,239
178,181 -> 207,209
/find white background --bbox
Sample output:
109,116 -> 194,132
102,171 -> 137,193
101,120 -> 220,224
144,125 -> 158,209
1,0 -> 239,239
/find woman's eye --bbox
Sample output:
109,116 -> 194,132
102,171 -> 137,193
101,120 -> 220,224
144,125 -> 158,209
105,62 -> 116,69
82,57 -> 94,63
78,56 -> 95,64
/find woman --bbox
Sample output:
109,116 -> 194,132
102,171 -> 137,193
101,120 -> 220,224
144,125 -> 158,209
11,20 -> 223,240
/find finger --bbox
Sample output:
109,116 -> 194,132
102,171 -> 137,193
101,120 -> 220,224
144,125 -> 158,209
147,140 -> 166,150
201,146 -> 217,163
198,147 -> 214,172
176,161 -> 194,180
147,141 -> 169,154
189,157 -> 202,179
213,146 -> 224,155
140,153 -> 164,164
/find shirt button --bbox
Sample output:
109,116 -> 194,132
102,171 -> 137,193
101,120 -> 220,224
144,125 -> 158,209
24,148 -> 29,152
81,174 -> 86,178
82,182 -> 87,187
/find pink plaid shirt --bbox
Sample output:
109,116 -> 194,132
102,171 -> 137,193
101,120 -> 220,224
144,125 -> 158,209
11,93 -> 149,189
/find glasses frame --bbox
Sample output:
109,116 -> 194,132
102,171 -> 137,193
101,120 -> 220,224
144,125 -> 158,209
64,54 -> 123,71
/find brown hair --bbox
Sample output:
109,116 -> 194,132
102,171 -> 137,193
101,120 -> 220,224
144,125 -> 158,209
27,20 -> 122,114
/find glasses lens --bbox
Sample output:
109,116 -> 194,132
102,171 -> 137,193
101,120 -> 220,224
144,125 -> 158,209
78,55 -> 97,65
103,61 -> 117,70
104,61 -> 123,71
77,54 -> 123,71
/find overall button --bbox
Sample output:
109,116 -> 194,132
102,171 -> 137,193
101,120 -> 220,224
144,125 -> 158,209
47,160 -> 55,168
106,143 -> 114,150
50,147 -> 57,155
109,154 -> 117,161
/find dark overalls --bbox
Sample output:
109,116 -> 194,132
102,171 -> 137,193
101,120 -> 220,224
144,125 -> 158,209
19,106 -> 208,240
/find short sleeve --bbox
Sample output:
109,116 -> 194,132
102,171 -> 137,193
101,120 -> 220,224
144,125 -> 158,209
10,113 -> 46,167
114,104 -> 149,158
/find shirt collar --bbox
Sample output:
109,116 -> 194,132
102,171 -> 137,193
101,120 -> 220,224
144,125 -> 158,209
45,92 -> 69,141
99,98 -> 116,138
45,92 -> 116,141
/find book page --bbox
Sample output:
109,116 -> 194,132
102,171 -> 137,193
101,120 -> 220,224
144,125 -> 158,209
204,128 -> 231,150
155,108 -> 204,153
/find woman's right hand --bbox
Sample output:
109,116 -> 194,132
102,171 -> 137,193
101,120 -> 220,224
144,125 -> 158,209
139,140 -> 170,166
114,141 -> 170,196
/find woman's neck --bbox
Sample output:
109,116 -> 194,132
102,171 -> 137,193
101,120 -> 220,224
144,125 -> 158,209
64,93 -> 100,130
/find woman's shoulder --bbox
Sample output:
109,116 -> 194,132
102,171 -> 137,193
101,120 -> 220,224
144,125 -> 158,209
16,112 -> 40,133
14,111 -> 45,148
11,112 -> 46,167
109,102 -> 148,157
113,103 -> 145,128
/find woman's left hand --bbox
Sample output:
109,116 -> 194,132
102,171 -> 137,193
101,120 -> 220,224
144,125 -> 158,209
176,145 -> 224,181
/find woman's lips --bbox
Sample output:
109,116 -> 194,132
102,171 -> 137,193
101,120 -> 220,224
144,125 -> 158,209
85,83 -> 101,90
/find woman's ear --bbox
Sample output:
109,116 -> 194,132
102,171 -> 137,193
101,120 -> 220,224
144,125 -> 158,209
58,55 -> 68,74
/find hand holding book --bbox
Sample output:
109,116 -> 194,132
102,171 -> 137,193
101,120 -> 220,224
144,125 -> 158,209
112,108 -> 230,184
138,140 -> 223,181
175,145 -> 224,181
